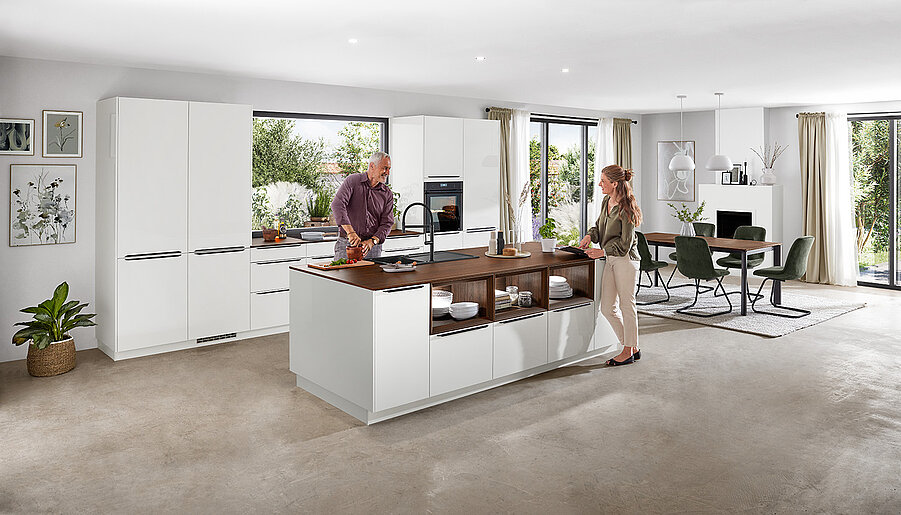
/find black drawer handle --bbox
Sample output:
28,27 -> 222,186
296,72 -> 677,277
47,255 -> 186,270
382,285 -> 426,294
124,251 -> 182,261
552,302 -> 592,313
256,257 -> 304,265
195,246 -> 245,255
499,312 -> 545,324
435,324 -> 489,337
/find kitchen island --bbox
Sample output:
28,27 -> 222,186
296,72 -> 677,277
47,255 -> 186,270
289,242 -> 618,424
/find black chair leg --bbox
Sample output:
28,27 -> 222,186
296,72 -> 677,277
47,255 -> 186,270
666,264 -> 714,293
751,279 -> 811,318
637,270 -> 670,305
713,276 -> 765,302
676,278 -> 733,318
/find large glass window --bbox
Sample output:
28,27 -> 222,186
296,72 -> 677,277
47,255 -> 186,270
251,112 -> 387,230
529,118 -> 596,244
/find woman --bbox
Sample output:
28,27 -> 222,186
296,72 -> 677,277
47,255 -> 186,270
578,165 -> 643,366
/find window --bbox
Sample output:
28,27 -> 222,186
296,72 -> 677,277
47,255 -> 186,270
850,115 -> 899,288
529,117 -> 596,244
251,111 -> 387,230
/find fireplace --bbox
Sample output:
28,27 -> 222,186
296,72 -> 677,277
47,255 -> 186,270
717,210 -> 752,239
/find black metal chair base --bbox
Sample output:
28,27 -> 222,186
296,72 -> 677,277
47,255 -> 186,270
675,278 -> 733,317
636,269 -> 670,305
751,278 -> 811,318
666,265 -> 714,293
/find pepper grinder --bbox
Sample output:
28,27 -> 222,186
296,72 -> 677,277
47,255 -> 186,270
496,231 -> 505,255
488,231 -> 497,255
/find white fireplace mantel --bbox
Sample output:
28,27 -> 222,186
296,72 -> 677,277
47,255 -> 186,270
697,184 -> 783,267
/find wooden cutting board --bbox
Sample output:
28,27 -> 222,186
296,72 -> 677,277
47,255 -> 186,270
308,260 -> 374,271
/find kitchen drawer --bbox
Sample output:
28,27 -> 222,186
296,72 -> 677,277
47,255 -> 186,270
548,301 -> 594,362
251,257 -> 305,292
434,231 -> 464,251
251,289 -> 289,330
383,235 -> 424,252
250,244 -> 306,263
430,324 -> 492,396
305,241 -> 336,260
462,229 -> 495,249
493,312 -> 547,378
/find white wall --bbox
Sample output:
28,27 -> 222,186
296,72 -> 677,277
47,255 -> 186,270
0,56 -> 639,363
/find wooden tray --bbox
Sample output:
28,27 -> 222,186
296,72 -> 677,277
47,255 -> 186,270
484,251 -> 531,259
308,260 -> 374,270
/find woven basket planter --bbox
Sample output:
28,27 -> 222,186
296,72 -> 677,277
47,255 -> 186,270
26,337 -> 76,377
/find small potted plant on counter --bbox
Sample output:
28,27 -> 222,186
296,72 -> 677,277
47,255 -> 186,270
667,201 -> 707,236
538,217 -> 558,253
305,188 -> 333,227
12,282 -> 96,377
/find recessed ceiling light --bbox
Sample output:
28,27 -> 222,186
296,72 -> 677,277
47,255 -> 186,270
561,68 -> 570,73
475,56 -> 487,61
348,38 -> 358,44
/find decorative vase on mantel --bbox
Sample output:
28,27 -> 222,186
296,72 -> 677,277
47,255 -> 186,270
680,221 -> 696,237
760,168 -> 777,185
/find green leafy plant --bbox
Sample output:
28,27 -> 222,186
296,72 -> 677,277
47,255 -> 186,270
667,201 -> 707,223
538,217 -> 557,239
306,188 -> 333,219
12,282 -> 96,349
388,184 -> 401,221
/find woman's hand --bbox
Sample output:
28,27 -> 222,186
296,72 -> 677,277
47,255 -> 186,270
578,235 -> 592,249
585,248 -> 605,259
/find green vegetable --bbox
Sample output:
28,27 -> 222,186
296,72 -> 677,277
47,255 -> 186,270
328,258 -> 348,267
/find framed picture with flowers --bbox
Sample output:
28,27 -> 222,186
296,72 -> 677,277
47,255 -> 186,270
10,164 -> 77,246
42,110 -> 82,158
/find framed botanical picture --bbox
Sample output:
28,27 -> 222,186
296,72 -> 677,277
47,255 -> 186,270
10,164 -> 76,246
657,140 -> 695,202
0,118 -> 35,155
730,164 -> 743,184
42,110 -> 83,158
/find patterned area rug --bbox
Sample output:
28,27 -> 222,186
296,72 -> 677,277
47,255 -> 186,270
636,289 -> 866,337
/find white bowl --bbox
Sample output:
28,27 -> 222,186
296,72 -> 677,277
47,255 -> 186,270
549,276 -> 568,285
450,301 -> 478,310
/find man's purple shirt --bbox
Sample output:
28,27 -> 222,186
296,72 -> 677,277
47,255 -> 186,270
331,172 -> 395,242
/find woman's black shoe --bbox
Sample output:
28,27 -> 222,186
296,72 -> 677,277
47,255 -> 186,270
633,349 -> 641,360
606,355 -> 635,366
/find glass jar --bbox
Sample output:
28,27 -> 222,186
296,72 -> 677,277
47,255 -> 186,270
519,291 -> 532,307
505,285 -> 519,304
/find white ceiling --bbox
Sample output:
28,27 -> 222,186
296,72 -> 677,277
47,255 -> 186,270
3,0 -> 901,114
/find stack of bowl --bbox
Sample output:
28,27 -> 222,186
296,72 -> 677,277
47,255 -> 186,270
449,302 -> 479,320
549,275 -> 574,299
432,290 -> 453,318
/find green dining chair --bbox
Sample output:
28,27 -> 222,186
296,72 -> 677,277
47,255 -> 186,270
673,236 -> 733,317
635,232 -> 670,305
751,236 -> 815,318
667,222 -> 716,291
714,225 -> 767,302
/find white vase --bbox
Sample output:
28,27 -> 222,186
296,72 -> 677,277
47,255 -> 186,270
761,168 -> 776,185
540,238 -> 556,253
680,221 -> 695,237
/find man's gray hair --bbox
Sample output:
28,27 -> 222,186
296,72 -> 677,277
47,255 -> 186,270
368,151 -> 390,168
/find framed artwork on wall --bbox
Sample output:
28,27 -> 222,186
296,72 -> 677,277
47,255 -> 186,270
721,171 -> 731,185
0,119 -> 35,155
10,164 -> 77,246
657,140 -> 695,202
42,110 -> 83,158
730,164 -> 743,184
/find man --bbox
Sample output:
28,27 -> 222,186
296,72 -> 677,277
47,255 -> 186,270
331,151 -> 395,259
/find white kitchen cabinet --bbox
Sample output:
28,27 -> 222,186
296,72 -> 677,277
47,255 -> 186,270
548,302 -> 595,362
493,312 -> 548,378
424,117 -> 464,179
116,254 -> 188,352
462,229 -> 494,249
251,289 -> 290,330
463,119 -> 500,232
251,255 -> 306,292
305,241 -> 337,261
188,102 -> 251,251
116,98 -> 188,257
430,324 -> 493,396
373,284 -> 430,411
188,249 -> 250,339
434,231 -> 464,251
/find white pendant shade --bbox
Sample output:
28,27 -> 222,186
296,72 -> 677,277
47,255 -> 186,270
669,153 -> 695,172
705,154 -> 733,172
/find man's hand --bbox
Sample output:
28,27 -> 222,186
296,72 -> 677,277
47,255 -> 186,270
361,238 -> 375,256
578,235 -> 592,249
347,231 -> 362,247
585,248 -> 605,259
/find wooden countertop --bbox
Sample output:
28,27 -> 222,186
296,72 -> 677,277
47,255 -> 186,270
642,232 -> 781,252
251,229 -> 421,248
292,242 -> 594,290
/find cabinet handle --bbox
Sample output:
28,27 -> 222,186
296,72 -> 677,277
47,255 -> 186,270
254,288 -> 289,295
437,231 -> 461,236
428,175 -> 460,178
552,302 -> 592,313
435,324 -> 489,337
382,285 -> 426,294
499,312 -> 545,324
124,251 -> 182,261
195,246 -> 245,255
465,226 -> 496,233
386,246 -> 421,253
255,257 -> 304,265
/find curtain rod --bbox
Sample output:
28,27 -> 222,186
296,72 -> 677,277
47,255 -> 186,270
484,108 -> 637,124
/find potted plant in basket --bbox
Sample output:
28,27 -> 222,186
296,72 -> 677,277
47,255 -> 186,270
667,201 -> 707,237
538,217 -> 558,253
12,282 -> 96,377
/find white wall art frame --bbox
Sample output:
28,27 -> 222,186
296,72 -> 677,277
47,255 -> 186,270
42,110 -> 83,158
10,164 -> 77,246
0,118 -> 35,155
657,140 -> 695,202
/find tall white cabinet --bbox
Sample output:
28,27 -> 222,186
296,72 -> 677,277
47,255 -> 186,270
96,97 -> 252,360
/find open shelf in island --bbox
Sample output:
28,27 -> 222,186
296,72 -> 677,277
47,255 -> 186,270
431,276 -> 493,335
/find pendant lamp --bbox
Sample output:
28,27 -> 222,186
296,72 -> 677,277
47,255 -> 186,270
705,92 -> 733,172
669,95 -> 695,172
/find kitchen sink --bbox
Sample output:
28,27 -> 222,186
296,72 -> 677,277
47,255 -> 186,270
370,250 -> 479,265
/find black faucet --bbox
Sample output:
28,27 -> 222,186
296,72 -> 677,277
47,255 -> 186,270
401,202 -> 436,263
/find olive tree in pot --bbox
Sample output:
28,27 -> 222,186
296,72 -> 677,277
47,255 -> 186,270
539,218 -> 558,253
12,282 -> 96,377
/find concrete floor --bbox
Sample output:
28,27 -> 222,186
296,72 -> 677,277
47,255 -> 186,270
2,279 -> 900,513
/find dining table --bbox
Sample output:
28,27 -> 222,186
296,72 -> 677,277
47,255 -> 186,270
642,232 -> 783,316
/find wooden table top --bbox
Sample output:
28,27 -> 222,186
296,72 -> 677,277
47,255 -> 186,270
642,232 -> 781,252
292,242 -> 594,291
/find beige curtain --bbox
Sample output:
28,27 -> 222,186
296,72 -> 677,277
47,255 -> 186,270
798,112 -> 827,283
613,118 -> 632,169
488,107 -> 513,237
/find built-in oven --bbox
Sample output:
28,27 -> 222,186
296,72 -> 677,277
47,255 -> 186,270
424,181 -> 463,233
